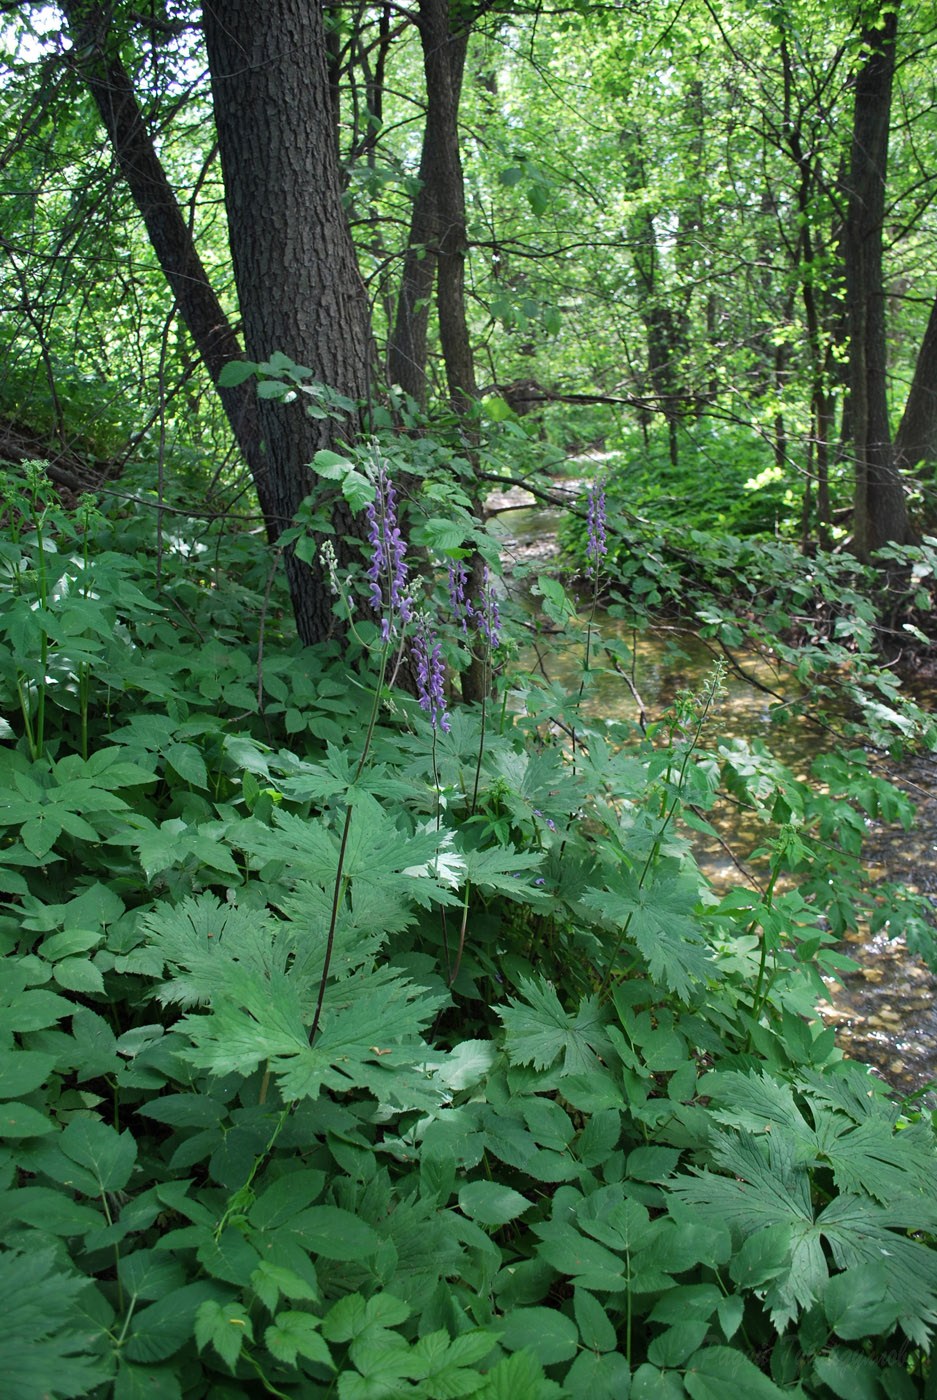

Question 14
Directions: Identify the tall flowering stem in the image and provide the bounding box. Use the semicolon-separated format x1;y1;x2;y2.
586;480;607;577
447;559;471;634
574;477;608;769
413;620;451;734
366;466;411;641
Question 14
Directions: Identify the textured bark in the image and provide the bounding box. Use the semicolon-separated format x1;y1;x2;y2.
203;0;373;643
65;0;374;644
60;1;263;497
843;5;913;558
895;294;937;473
417;0;476;412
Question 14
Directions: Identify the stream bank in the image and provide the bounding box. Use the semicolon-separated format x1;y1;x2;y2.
488;482;937;1098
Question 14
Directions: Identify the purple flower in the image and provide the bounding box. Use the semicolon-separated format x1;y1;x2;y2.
413;621;451;732
366;468;411;639
586;480;607;575
447;559;471;633
473;566;501;649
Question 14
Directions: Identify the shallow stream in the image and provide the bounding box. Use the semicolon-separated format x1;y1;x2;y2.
489;482;937;1098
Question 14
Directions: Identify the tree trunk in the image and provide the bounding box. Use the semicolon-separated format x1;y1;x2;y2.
203;0;373;644
843;3;914;558
60;1;264;507
894;293;937;473
64;0;374;646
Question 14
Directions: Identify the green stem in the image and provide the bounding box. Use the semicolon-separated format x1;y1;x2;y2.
309;644;389;1045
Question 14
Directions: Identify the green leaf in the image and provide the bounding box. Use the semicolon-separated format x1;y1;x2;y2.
265;1311;333;1367
113;1361;182;1400
0;1101;55;1136
60;1117;136;1193
564;1350;631;1399
53;957;106;994
583;869;712;1001
0;1247;108;1398
478;1349;564;1399
458;1180;531;1227
217;360;258;387
0;1049;57;1097
534;1220;626;1292
823;1266;900;1340
573;1288;617;1353
684;1346;786;1400
293;1205;380;1260
118;1251;185;1302
500;977;611;1074
630;1364;686;1399
648;1324;708;1369
813;1348;885;1400
125;1282;223;1363
195;1297;253;1372
164;743;209;790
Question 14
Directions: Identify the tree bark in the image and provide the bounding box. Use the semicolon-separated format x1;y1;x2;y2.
894;293;937;473
843;4;914;558
60;1;264;503
203;0;373;644
64;0;374;646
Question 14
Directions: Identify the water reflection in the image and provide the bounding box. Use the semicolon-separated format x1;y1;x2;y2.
491;489;937;1099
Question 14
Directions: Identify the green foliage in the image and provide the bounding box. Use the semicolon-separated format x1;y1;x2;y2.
0;473;935;1399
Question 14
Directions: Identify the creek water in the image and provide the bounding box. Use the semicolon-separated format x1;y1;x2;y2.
489;483;937;1099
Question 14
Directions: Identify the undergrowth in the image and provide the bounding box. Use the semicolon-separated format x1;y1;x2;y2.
1;458;936;1398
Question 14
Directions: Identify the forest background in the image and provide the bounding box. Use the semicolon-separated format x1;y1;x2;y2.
4;1;937;1397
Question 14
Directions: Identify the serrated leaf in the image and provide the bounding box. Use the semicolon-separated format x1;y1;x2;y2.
0;1049;57;1097
458;1180;531;1227
217;359;257;387
583;868;712;1001
564;1349;631;1399
292;1205;380;1260
265;1311;332;1367
125;1282;223;1363
573;1288;617;1353
683;1345;785;1399
61;1117;136;1192
0;1247;108;1398
500;977;611;1074
478;1348;564;1400
195;1297;253;1371
164;743;209;790
53;957;105;994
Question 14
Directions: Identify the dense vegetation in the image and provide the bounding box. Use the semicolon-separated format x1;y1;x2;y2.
3;2;937;1397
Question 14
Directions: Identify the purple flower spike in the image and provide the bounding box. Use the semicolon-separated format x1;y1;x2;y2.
474;566;501;649
586;479;607;575
413;621;451;732
366;467;411;637
447;559;471;633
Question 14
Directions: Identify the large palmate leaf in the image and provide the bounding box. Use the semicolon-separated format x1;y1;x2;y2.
707;1069;937;1207
0;1247;110;1398
670;1091;937;1340
581;864;713;1000
144;893;446;1102
239;797;464;909
500;977;611;1075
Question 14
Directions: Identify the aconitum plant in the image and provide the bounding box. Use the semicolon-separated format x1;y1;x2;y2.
447;559;471;633
586;479;607;575
366;467;411;640
413;621;451;732
474;566;501;649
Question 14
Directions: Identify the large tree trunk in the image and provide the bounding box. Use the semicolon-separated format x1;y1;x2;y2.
64;0;373;646
61;1;264;505
843;3;914;558
203;0;373;644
